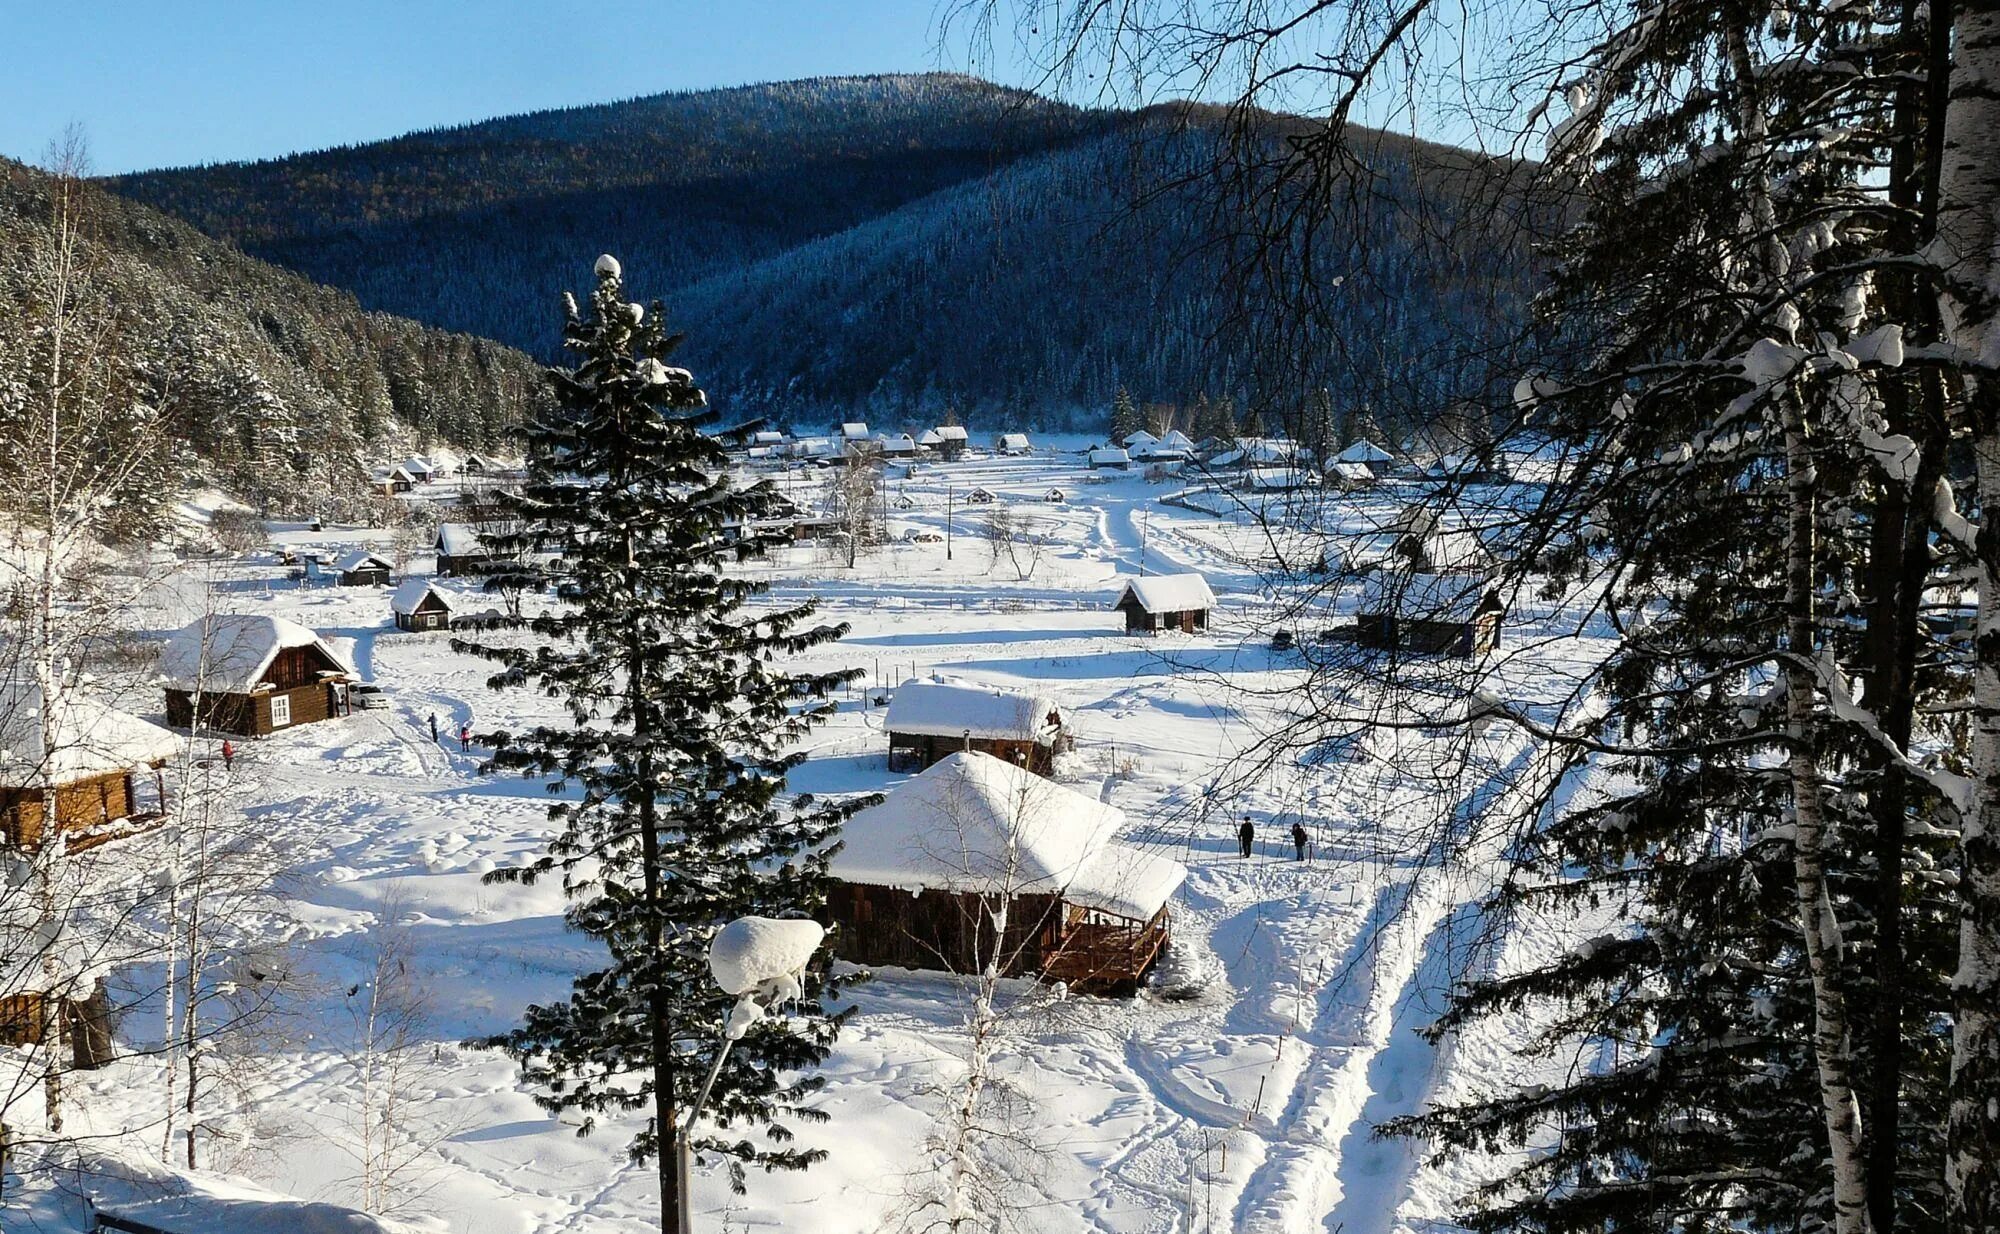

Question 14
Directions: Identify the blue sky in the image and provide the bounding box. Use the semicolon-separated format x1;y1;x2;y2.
0;1;1012;174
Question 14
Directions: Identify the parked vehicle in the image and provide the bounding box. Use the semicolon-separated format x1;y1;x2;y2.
350;682;390;711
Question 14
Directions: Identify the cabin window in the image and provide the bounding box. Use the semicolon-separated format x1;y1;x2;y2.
270;694;292;728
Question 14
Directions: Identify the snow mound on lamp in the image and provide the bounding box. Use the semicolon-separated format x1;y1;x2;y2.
709;916;825;1002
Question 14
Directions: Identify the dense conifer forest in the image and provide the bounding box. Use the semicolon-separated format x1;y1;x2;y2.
110;74;1532;432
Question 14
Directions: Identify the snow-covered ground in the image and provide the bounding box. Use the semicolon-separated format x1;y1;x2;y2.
15;444;1612;1233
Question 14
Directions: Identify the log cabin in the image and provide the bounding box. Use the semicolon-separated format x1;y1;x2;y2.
824;752;1186;994
434;521;494;577
0;677;178;852
885;679;1071;775
1355;571;1505;658
333;550;394;587
1115;573;1218;634
390;579;454;632
161;614;360;736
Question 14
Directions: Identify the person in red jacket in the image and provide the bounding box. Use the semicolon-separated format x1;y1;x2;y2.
221;739;234;771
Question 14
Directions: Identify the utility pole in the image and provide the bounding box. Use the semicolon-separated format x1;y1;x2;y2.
946;485;955;561
1139;508;1149;576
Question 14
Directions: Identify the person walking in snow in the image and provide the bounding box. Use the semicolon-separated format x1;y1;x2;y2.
1291;821;1309;862
459;722;470;753
220;739;234;771
1237;815;1255;859
428;713;439;744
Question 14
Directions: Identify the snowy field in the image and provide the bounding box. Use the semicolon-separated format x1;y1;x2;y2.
22;442;1613;1234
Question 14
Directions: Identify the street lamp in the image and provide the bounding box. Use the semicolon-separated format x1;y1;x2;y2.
676;916;827;1232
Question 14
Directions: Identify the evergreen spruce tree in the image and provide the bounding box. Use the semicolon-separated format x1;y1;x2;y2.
1108;386;1142;442
1376;0;1963;1227
456;255;870;1226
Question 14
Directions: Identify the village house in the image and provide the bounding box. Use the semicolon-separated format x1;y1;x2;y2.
399;456;436;485
839;421;870;442
1115;573;1218;634
1121;429;1160;452
997;432;1032;454
879;433;919;459
375;465;418;495
434;521;494;577
0;677;178;853
1354;571;1505;657
460;452;500;476
333;550;394;587
390;579;454;632
161;614;360;736
1335;439;1396;477
1329;461;1379;489
965;487;996;504
885;678;1072;775
1134;429;1196;463
927;425;969;460
1088;446;1131;471
823;752;1187;994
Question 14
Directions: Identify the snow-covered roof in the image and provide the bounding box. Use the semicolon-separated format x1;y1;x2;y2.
1403;529;1495;572
794;437;841;458
753;430;787;445
828;752;1184;920
1358;571;1499;621
1245;468;1319;490
1117;573;1218;614
435;522;488;557
1089;447;1130;465
390;578;453;616
886;679;1067;746
917;429;944;446
427;447;461;472
385;466;417;484
1157;430;1196;451
998;433;1031;450
1122;430;1160;448
1331;461;1377;483
840;422;870;438
880;433;918;452
933;425;969;441
335;550;393;574
1211;439;1304;468
160;614;357;693
1336;440;1394;464
400;456;435;476
0;677;179;787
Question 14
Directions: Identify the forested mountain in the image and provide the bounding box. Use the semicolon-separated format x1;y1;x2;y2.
109;73;1530;432
0;157;546;518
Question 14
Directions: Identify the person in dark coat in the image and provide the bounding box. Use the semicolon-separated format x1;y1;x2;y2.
1291;821;1309;861
459;722;471;753
428;713;439;744
1237;815;1255;858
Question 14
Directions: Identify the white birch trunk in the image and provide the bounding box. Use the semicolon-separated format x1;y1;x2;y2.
1725;25;1875;1230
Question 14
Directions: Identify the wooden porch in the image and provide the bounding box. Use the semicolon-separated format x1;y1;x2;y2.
1041;907;1172;994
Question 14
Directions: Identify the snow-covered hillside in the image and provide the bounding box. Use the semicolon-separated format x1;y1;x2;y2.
13;444;1610;1233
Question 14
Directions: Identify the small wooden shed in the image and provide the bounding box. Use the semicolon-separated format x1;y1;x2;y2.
1088;446;1131;471
1355;571;1504;657
824;752;1186;994
1;677;178;852
998;433;1032;454
1115;573;1218;634
390;579;454;632
1335;440;1396;476
885;679;1072;775
162;614;359;736
334;550;394;587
